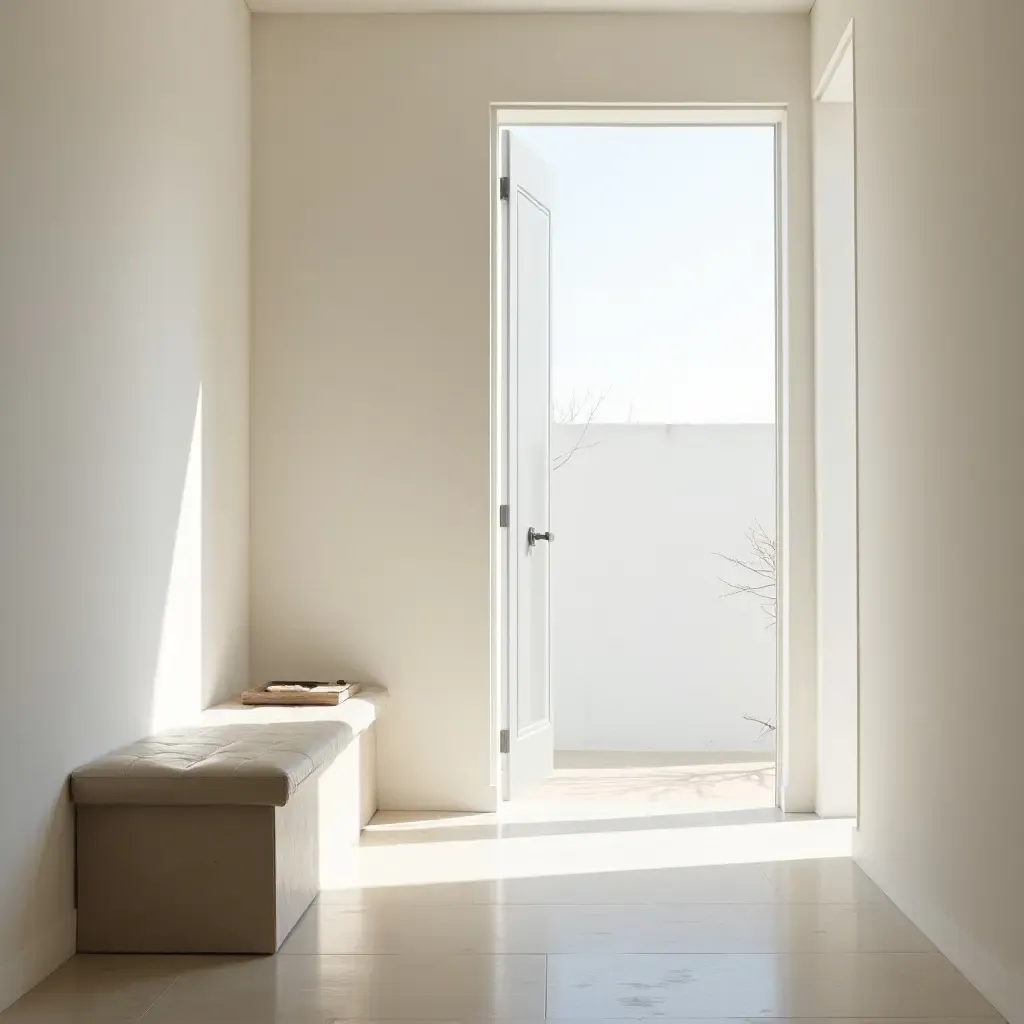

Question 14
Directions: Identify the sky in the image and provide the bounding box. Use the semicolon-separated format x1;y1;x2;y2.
513;126;778;425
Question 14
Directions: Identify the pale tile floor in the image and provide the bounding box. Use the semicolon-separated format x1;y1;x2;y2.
0;755;1003;1024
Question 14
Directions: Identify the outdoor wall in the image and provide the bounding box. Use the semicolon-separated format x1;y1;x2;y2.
251;12;815;811
813;2;1024;1020
0;0;250;1010
552;425;776;754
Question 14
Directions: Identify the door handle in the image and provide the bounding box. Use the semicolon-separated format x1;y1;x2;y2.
528;527;554;547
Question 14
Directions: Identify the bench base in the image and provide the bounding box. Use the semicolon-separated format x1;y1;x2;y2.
76;781;316;954
76;722;377;954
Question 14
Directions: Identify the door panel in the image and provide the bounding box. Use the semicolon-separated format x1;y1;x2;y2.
504;133;555;799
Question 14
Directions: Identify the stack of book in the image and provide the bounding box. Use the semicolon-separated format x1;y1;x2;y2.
240;681;362;707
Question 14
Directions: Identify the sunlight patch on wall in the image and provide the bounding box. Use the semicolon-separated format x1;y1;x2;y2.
151;391;203;731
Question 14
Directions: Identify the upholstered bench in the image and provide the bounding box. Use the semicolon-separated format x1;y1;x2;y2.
71;721;347;954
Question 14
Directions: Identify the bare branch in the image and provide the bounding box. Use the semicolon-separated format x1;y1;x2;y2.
741;712;777;740
717;522;777;625
715;554;776;580
552;440;600;471
553;388;606;426
552;388;610;471
553;393;583;424
718;579;776;596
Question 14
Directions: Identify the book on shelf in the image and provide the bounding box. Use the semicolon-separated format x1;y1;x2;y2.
240;680;361;707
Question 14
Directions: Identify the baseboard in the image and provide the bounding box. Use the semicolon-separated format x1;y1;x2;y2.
854;836;1022;1024
0;910;76;1014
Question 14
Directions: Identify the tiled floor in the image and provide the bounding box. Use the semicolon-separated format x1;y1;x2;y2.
0;763;1002;1024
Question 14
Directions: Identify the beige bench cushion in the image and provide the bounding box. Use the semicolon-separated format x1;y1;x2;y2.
71;722;349;807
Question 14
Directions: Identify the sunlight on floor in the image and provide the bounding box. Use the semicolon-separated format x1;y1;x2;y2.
510;750;776;822
332;752;845;894
338;815;855;892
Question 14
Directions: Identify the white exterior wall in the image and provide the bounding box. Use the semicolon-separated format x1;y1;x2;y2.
251;12;815;812
0;0;250;1010
813;3;1024;1020
552;425;776;754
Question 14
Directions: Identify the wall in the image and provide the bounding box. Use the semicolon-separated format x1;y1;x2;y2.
0;0;250;1009
812;60;858;817
552;425;776;754
251;12;814;811
812;3;1024;1020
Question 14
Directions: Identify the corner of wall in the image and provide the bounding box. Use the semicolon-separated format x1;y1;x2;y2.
0;911;76;1015
855;839;1024;1024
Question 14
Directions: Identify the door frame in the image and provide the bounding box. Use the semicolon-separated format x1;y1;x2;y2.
490;105;799;809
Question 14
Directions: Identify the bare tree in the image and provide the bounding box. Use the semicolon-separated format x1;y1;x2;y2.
552;388;609;471
717;520;777;625
718;522;778;737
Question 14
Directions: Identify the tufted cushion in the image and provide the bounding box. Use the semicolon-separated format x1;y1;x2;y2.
71;722;350;807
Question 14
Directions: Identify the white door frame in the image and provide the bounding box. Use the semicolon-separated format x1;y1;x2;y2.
490;105;799;809
813;22;860;820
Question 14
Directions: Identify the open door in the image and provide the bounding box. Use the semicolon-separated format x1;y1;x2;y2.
502;133;555;800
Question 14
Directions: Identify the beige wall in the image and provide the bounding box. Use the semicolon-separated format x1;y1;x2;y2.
0;0;250;1009
812;3;1024;1020
251;13;814;811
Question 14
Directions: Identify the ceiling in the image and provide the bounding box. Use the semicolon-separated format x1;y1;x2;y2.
249;0;811;13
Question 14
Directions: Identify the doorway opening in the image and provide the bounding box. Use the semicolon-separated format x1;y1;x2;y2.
494;109;789;821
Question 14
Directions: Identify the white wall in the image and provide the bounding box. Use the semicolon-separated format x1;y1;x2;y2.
813;66;858;817
552;425;776;754
812;3;1024;1020
0;0;250;1009
251;12;814;812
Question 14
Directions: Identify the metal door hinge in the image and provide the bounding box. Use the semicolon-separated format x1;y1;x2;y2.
499;504;509;528
499;729;510;754
499;176;510;201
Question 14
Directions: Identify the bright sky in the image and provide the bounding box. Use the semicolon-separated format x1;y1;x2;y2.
513;126;777;425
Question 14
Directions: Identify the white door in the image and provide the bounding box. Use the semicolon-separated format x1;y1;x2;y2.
503;133;555;800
